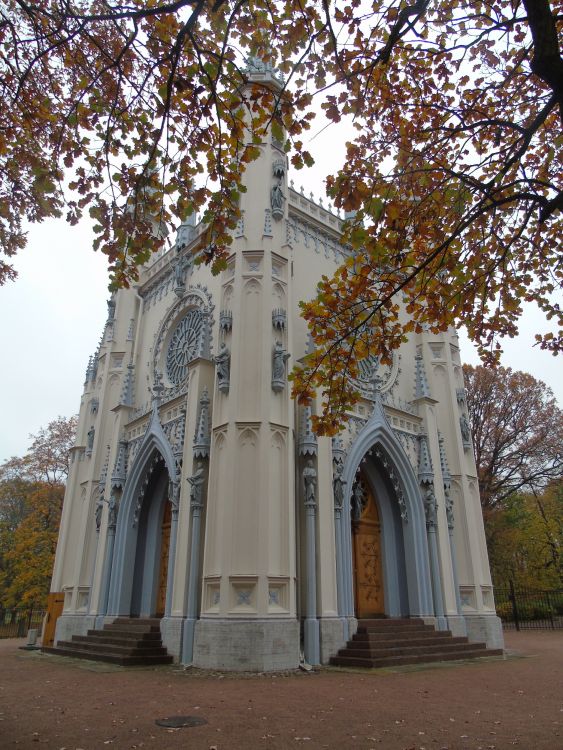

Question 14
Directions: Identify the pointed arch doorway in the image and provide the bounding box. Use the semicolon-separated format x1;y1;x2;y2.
338;404;435;623
127;454;172;618
351;472;385;618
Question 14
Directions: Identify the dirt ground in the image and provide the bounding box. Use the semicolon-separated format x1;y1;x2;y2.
0;631;561;750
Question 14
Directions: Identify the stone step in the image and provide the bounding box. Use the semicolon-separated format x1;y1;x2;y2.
72;634;167;650
103;620;160;633
347;635;471;649
330;618;503;669
112;617;162;626
337;641;485;659
44;617;173;667
85;629;162;642
56;639;169;658
356;625;436;635
102;624;161;635
330;648;504;669
358;618;426;627
358;619;434;633
44;645;173;666
352;629;449;641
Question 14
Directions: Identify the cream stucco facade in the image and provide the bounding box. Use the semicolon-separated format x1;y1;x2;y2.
50;63;503;670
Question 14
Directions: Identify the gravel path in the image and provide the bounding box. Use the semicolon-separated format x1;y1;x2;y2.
0;631;561;749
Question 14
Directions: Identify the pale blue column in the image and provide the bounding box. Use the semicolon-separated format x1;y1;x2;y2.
428;529;446;624
164;506;179;617
448;527;463;615
88;530;100;613
334;505;345;616
98;494;118;618
98;527;116;617
181;468;205;664
181;503;203;663
304;498;320;665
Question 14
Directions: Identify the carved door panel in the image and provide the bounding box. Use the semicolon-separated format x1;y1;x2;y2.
352;478;384;618
156;502;172;617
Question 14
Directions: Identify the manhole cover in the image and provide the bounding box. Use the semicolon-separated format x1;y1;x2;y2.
155;715;208;728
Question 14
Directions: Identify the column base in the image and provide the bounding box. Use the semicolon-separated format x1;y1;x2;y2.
464;614;504;650
193;618;300;671
319;617;348;664
446;614;467;638
304;617;320;665
160;616;184;660
181;617;197;664
53;614;96;645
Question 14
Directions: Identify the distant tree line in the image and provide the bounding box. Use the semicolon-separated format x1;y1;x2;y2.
464;364;563;589
0;416;77;608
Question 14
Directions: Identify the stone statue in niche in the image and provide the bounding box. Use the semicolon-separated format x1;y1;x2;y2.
173;255;191;296
303;460;317;506
94;497;104;531
423;486;438;528
187;462;206;508
107;297;116;322
86;426;95;454
213;342;231;393
271;340;290;392
459;413;471;445
271;182;285;219
351;480;367;521
333;461;346;512
108;493;118;529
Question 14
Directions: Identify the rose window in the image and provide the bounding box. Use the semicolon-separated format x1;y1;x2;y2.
165;309;203;385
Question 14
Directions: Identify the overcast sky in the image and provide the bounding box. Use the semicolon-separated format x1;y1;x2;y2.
1;128;561;463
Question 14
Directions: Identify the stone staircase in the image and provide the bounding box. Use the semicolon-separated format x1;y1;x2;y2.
330;618;503;669
44;618;173;666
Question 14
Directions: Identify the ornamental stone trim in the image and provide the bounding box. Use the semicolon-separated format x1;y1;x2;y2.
152;284;215;387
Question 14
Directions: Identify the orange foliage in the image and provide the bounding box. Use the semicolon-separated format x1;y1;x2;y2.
1;2;561;430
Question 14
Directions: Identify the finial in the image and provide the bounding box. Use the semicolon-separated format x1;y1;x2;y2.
152;370;164;409
298;404;318;456
418;434;434;485
193;387;211;459
414;351;431;399
111;439;128;491
99;445;111;491
438;432;451;488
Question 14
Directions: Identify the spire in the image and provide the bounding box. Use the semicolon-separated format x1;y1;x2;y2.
99;444;110;493
298;405;318;457
120;362;135;406
174;405;187;464
418;433;434;485
152;370;164;411
414;351;431;399
439;432;454;529
193;388;211;459
176;213;197;251
111;439;128;491
331;435;346;465
85;350;99;384
197;313;211;359
438;432;451;489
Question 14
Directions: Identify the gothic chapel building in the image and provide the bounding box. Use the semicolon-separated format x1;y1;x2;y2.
48;59;503;670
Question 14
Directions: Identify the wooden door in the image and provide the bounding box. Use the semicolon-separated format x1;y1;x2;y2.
42;592;64;647
155;502;172;617
352;479;384;618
